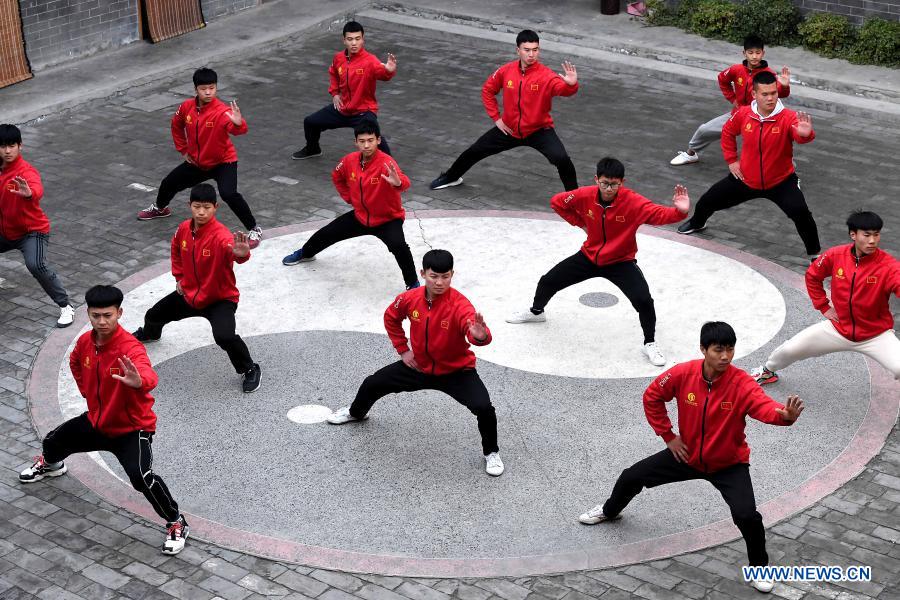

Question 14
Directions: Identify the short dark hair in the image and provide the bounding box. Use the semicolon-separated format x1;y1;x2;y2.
596;157;625;179
847;210;883;233
343;21;364;36
354;121;380;139
422;249;454;273
516;30;539;46
743;34;765;51
192;67;217;87
85;285;124;309
700;321;737;349
189;183;218;204
752;70;777;88
0;124;22;146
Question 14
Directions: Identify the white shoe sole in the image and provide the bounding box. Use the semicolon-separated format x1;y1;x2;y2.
430;178;463;190
505;314;546;324
283;256;317;266
670;154;699;166
162;530;189;555
19;464;68;483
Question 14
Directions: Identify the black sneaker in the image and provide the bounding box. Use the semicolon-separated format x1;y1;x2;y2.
291;146;322;160
242;363;262;393
19;455;67;483
429;172;463;190
133;327;160;343
677;221;707;235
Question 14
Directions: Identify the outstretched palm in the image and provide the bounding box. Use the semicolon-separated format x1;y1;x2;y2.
672;184;690;213
111;356;142;389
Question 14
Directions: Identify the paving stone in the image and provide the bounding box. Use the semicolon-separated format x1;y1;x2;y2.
310;570;364;593
474;580;531;600
81;563;131;590
274;571;330;596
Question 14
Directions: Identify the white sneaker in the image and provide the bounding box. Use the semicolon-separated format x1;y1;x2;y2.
670;151;699;166
505;309;546;324
19;455;67;483
642;342;666;366
326;406;366;424
248;227;262;249
57;305;75;328
578;504;620;525
162;516;189;555
749;578;774;593
484;452;504;476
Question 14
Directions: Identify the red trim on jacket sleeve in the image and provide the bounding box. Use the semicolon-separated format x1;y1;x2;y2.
721;112;741;164
459;302;492;346
328;59;340;97
384;294;410;354
171;107;188;155
227;118;248;136
482;67;503;122
374;59;395;82
789;111;815;144
331;160;353;203
551;190;585;228
805;251;833;313
21;165;43;203
393;160;411;193
717;66;737;104
547;74;578;97
170;231;183;282
127;343;158;394
643;367;678;440
638;196;686;226
69;343;87;398
744;379;789;426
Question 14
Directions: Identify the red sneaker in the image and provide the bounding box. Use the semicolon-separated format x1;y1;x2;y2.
137;204;172;220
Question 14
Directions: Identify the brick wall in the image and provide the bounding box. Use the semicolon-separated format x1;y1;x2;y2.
794;0;898;24
19;0;259;71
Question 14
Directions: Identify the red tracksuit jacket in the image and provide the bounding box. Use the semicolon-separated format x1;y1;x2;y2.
332;150;410;228
385;287;492;376
328;49;394;115
0;156;49;240
69;325;159;437
722;102;814;190
644;360;791;473
551;186;686;267
807;244;900;342
171;217;249;309
171;97;248;170
482;60;579;139
717;60;789;109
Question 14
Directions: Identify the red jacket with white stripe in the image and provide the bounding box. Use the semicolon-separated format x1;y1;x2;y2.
482;60;578;139
0;156;49;239
70;325;159;437
807;244;900;342
717;60;789;109
171;97;248;170
328;49;394;115
551;186;686;267
644;360;792;473
385;287;491;376
332;150;410;228
171;217;249;309
722;101;814;190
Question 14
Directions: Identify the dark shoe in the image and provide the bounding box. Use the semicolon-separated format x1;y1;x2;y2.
282;248;316;266
429;172;463;190
133;327;160;343
137;204;172;220
406;282;421;290
291;147;322;160
677;220;707;235
242;363;262;393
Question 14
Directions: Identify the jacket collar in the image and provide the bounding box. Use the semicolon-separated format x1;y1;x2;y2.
0;155;24;174
750;99;785;121
91;323;127;349
741;59;769;72
190;216;219;237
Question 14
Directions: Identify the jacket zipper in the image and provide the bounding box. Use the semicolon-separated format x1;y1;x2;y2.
94;344;103;429
757;120;765;189
698;379;712;472
516;71;524;137
359;157;370;226
194;101;203;165
848;255;859;341
189;229;201;306
592;203;609;263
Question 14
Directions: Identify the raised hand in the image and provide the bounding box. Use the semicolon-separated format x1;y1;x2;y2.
560;61;577;85
384;53;397;73
494;118;514;136
381;161;402;187
672;184;690;213
667;435;689;462
111;356;143;389
401;350;420;371
10;175;32;198
775;394;805;423
226;100;242;126
728;161;744;182
793;111;813;137
777;65;791;88
332;95;344;111
467;312;488;342
232;231;250;257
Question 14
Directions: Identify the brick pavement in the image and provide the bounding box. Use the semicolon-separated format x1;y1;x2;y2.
2;17;899;600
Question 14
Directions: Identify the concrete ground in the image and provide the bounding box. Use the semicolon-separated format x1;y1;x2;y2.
2;1;900;599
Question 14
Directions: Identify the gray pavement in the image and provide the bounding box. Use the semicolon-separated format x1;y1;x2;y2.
2;1;900;599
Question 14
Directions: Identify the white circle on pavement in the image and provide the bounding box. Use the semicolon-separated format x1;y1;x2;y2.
286;404;333;424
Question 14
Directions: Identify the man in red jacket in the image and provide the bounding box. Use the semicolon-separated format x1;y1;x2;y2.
282;122;418;288
506;157;689;367
137;68;262;249
429;30;579;191
134;184;261;393
670;35;790;166
19;285;189;555
292;21;396;159
754;211;900;385
326;249;503;476
0;124;75;327
678;71;820;261
578;321;804;593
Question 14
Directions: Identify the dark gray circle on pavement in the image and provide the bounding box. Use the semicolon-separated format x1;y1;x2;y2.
96;279;870;560
578;292;620;308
